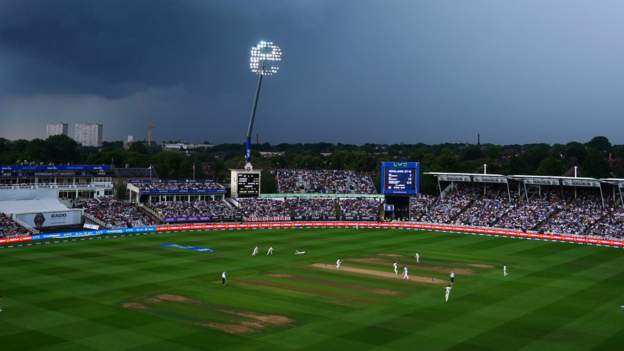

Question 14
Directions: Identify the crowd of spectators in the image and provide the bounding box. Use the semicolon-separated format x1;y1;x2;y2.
407;186;624;239
236;198;381;221
0;213;31;237
130;180;224;193
78;197;157;229
147;200;239;222
456;189;512;227
276;169;376;194
409;194;437;221
589;208;624;238
538;193;606;235
493;195;562;231
339;199;381;220
419;187;475;224
237;198;291;221
287;198;338;219
51;180;624;239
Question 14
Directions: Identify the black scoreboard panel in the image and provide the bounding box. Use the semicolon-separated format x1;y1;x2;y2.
237;173;260;197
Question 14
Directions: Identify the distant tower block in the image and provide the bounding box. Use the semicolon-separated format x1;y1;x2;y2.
147;122;155;146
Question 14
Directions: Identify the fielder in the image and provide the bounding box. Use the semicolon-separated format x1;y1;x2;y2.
252;246;259;256
295;249;306;255
503;265;508;277
415;252;420;263
444;284;452;302
336;258;342;270
393;262;398;275
267;246;274;255
450;271;455;285
402;266;409;280
221;271;227;286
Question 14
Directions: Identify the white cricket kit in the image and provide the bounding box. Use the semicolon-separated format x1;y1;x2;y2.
393;262;398;275
415;253;420;263
295;250;306;255
252;246;258;256
503;265;508;276
445;286;452;302
267;247;273;255
403;266;409;280
336;259;342;270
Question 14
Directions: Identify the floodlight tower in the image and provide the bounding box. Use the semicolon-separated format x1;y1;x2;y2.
244;40;282;170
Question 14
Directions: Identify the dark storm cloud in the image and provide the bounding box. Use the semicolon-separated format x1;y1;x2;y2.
1;0;624;144
0;0;260;97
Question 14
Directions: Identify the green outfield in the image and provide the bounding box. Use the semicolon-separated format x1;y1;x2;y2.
1;228;624;351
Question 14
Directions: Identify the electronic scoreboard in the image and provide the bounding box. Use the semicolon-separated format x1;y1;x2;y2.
230;169;261;198
380;161;420;196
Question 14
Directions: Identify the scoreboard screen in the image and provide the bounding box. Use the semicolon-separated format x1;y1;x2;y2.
380;161;420;195
237;173;260;197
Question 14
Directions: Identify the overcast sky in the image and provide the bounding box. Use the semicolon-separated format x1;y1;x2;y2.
0;0;623;145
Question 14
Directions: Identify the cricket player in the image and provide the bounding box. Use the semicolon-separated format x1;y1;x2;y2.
336;258;342;270
295;249;306;255
221;271;227;286
393;262;398;275
415;252;420;263
267;246;274;255
444;285;452;302
252;246;258;256
402;266;409;280
503;265;508;277
450;271;455;285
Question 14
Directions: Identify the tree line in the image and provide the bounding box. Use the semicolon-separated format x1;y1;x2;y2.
1;135;623;194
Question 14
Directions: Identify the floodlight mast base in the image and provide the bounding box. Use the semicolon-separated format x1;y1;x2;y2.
244;72;264;169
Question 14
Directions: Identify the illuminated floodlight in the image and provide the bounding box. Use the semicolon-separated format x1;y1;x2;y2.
244;40;282;171
249;40;282;76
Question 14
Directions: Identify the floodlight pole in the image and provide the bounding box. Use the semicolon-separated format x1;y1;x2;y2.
245;73;264;168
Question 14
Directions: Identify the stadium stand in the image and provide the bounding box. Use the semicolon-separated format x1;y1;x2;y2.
287;198;338;220
77;197;157;229
405;181;624;239
276;169;376;194
588;207;624;238
537;192;606;235
339;198;382;220
0;213;32;237
237;198;290;222
146;200;239;222
419;187;475;224
493;194;562;231
4;163;624;241
130;179;225;193
0;164;114;199
455;187;512;227
409;194;437;221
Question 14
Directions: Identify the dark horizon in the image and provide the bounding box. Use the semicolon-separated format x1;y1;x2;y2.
1;1;623;145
